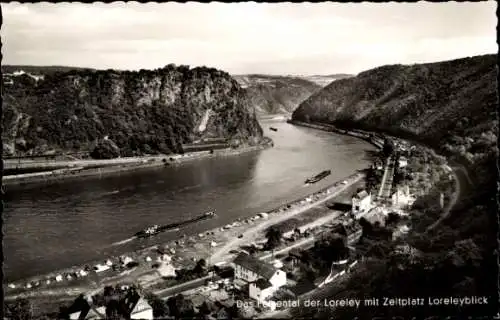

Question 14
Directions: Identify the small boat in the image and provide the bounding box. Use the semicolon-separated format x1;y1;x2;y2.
305;170;331;184
135;224;161;238
270;127;278;132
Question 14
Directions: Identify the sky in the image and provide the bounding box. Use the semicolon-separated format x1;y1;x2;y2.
1;1;497;75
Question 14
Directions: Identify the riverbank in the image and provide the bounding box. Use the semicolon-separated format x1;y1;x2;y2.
287;119;384;149
2;140;273;187
4;171;363;304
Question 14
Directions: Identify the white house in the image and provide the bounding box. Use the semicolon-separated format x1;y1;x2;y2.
392;224;410;240
391;185;415;209
352;190;372;218
249;279;278;310
232;253;287;307
398;157;408;168
130;297;154;320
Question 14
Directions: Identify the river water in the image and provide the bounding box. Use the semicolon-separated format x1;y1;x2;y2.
2;118;377;281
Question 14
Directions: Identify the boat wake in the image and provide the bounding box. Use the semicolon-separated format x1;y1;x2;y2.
109;227;181;247
109;237;136;247
101;190;120;197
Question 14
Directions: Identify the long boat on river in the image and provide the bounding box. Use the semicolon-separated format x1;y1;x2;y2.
135;211;216;238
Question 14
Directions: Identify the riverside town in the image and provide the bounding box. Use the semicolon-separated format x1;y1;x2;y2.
2;2;497;320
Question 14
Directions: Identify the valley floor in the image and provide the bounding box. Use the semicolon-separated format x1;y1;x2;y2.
4;171;363;317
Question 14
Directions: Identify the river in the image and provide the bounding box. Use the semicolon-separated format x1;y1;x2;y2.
2;118;377;281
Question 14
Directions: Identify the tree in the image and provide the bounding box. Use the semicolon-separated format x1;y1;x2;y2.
382;138;394;157
105;299;121;320
265;226;283;250
313;234;350;269
167;294;195;319
90;138;120;159
146;293;170;319
385;212;400;226
193;258;207;275
198;301;213;316
5;299;33;320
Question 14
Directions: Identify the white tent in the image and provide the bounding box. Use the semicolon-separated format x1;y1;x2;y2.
94;264;111;273
79;270;89;277
122;256;134;265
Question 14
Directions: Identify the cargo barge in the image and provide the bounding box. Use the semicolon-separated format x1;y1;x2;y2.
305;170;331;184
135;211;216;238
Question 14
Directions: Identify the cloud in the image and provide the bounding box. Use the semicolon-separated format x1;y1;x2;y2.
1;2;496;75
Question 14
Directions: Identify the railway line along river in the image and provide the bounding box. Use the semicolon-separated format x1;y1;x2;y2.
3;118;377;282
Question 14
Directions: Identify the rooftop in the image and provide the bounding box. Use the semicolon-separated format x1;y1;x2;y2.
233;253;276;280
353;190;369;200
252;278;273;290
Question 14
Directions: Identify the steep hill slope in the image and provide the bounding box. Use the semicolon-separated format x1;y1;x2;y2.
2;65;263;157
293;54;497;161
233;74;321;115
290;54;498;318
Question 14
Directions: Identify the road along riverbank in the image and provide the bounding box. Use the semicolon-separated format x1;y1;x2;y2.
2;140;273;187
287;119;384;149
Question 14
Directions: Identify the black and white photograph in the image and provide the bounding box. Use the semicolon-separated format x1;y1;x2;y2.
1;2;498;319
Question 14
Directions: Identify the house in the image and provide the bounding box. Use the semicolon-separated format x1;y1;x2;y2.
130;297;154;320
391;185;415;209
233;253;286;287
232;253;287;307
67;289;153;320
352;190;372;218
249;279;278;311
392;224;410;240
398;157;408;168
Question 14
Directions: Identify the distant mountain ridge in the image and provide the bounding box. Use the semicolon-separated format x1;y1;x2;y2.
2;65;97;75
233;74;322;115
300;74;354;87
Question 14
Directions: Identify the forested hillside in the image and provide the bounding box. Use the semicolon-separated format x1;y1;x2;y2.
291;54;498;319
2;65;264;157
